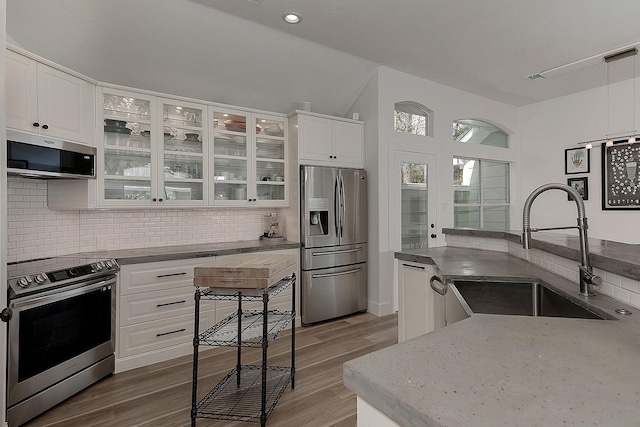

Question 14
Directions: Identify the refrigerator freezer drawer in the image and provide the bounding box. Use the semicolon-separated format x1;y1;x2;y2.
301;263;367;325
301;244;367;271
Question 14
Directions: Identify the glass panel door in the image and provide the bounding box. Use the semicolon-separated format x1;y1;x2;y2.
390;150;437;313
401;162;430;250
101;91;154;203
160;100;205;204
211;109;249;203
255;115;286;202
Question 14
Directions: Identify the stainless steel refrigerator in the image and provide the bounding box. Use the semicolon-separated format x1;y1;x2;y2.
300;165;367;325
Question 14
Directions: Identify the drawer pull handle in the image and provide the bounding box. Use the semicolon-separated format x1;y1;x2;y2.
312;247;363;256
156;272;188;278
156;328;186;337
402;263;425;270
156;300;186;308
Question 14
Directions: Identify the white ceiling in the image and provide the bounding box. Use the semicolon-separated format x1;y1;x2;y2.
7;0;640;116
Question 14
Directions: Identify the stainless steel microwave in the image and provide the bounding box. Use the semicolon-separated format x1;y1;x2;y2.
6;130;96;179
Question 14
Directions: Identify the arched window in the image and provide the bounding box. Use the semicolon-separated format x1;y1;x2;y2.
394;101;433;136
453;119;508;148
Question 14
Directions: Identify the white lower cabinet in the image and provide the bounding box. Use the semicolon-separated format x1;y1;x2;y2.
116;257;215;372
397;259;469;342
116;248;300;372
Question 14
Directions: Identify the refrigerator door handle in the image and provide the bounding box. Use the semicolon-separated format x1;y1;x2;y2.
339;174;345;238
312;267;363;279
334;176;340;236
312;247;364;256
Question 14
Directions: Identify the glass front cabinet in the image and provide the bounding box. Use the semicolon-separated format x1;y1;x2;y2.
210;107;287;207
98;88;207;207
93;88;286;208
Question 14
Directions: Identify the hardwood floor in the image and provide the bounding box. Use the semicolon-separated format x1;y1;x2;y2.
23;312;398;427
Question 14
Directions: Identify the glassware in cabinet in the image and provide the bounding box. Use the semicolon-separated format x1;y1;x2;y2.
211;108;250;203
158;99;206;205
253;115;287;204
100;89;158;205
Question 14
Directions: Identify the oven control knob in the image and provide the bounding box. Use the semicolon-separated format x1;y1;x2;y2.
105;260;114;269
94;262;104;271
34;274;47;284
18;276;30;287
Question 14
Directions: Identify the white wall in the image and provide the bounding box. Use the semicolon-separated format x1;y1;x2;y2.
351;66;519;316
7;177;274;262
518;63;640;243
348;68;381;311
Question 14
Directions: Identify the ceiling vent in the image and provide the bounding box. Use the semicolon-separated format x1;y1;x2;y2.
604;47;638;63
242;0;264;5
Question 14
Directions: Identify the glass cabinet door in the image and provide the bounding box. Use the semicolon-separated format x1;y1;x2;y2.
101;90;155;204
211;108;249;203
159;99;206;205
255;115;286;203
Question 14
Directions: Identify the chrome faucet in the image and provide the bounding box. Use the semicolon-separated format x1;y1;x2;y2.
522;183;601;297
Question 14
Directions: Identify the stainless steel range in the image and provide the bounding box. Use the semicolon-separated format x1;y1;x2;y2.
3;256;119;426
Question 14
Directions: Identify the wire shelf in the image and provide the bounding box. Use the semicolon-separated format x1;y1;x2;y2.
197;275;294;301
196;365;292;422
199;310;294;347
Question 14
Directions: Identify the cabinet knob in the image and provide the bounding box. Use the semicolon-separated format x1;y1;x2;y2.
431;234;437;239
152;198;157;202
41;124;49;130
158;198;163;202
32;122;40;128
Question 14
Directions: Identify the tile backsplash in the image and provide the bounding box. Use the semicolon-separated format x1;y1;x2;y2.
7;178;274;263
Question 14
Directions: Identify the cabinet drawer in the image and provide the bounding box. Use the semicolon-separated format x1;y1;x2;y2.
118;311;214;358
120;287;212;326
120;258;213;295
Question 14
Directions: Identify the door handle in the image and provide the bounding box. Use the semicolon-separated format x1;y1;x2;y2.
340;175;345;237
430;276;447;295
312;267;362;279
334;176;340;235
1;307;12;322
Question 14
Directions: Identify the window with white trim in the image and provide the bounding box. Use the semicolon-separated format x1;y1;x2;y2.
453;157;510;230
453;119;508;148
394;101;433;136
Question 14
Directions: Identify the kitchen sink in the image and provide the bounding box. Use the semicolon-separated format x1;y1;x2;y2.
449;279;615;320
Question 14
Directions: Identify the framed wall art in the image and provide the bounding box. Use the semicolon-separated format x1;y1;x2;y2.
567;177;588;201
602;140;640;210
565;147;590;174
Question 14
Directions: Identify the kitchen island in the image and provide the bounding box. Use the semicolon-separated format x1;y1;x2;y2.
343;247;640;427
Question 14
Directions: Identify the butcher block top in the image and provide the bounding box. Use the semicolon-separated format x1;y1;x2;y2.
193;253;297;290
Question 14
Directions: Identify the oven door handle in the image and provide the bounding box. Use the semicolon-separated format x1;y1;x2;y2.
10;276;117;310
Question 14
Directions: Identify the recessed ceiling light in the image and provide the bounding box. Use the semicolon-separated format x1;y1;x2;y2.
283;13;301;24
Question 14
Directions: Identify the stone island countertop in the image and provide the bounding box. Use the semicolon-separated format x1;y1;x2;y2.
343;247;640;427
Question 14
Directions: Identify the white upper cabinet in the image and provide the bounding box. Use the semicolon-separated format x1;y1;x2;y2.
297;112;363;168
98;88;208;208
6;49;94;145
210;107;288;207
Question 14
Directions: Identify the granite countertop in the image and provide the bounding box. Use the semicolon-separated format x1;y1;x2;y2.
74;239;300;265
443;227;640;281
343;247;640;427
